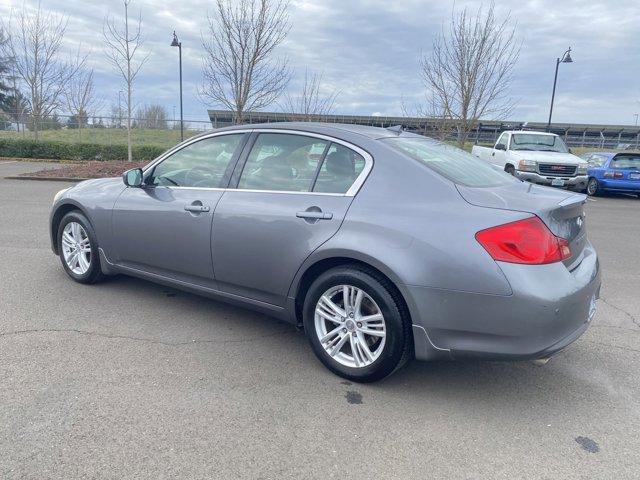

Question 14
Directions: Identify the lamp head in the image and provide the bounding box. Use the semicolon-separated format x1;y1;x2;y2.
562;47;573;63
171;31;180;47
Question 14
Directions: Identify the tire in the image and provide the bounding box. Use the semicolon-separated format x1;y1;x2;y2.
303;265;412;383
505;165;516;176
57;211;105;284
586;177;600;196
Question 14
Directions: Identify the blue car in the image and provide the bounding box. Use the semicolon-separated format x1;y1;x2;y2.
583;152;640;197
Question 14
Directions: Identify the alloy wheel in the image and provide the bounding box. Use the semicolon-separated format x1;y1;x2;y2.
314;284;386;368
61;221;92;275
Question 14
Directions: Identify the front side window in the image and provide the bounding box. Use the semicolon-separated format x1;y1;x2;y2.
495;133;508;150
238;133;329;192
383;136;515;188
313;144;366;193
510;134;568;153
150;134;243;188
610;154;640;169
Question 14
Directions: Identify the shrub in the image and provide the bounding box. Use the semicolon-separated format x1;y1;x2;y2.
0;138;166;161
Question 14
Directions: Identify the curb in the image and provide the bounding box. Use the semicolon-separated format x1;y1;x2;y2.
4;176;89;182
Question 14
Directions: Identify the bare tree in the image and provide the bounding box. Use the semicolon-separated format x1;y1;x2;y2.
282;69;339;121
0;27;10;109
103;0;149;160
64;67;101;138
200;0;291;124
135;104;168;129
0;3;84;139
420;3;520;148
401;94;457;141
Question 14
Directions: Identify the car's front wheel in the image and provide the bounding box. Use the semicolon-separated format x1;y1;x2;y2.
57;211;104;284
586;177;600;196
303;266;412;383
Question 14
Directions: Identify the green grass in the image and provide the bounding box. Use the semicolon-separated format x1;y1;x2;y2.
0;127;205;149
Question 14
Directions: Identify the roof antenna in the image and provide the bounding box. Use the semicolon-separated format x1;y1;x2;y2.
386;125;403;135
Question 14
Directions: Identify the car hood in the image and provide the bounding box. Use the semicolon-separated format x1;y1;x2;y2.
60;177;125;200
511;151;582;164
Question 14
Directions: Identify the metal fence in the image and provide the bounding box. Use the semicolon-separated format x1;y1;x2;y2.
209;109;640;151
2;111;639;152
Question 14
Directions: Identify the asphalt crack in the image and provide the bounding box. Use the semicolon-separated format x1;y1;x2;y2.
0;327;297;346
585;339;640;355
599;296;640;329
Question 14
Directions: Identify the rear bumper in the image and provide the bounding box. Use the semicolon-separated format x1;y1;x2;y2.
516;171;588;190
408;242;601;361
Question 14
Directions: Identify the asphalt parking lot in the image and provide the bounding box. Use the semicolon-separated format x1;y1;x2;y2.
1;160;639;479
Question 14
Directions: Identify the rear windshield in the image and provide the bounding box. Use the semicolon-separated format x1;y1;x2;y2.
382;136;515;187
611;154;640;169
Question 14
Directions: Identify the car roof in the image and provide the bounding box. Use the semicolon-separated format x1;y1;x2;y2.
196;122;421;141
503;130;558;136
584;151;640;157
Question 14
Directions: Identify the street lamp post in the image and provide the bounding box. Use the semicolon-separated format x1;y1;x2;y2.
546;47;573;132
171;31;184;142
634;113;638;126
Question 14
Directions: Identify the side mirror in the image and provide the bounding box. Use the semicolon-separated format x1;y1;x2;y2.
123;168;143;187
568;148;573;154
495;144;506;151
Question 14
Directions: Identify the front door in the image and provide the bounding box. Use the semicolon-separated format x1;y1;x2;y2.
212;132;369;306
111;133;247;288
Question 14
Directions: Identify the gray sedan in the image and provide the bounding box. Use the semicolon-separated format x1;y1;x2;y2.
49;123;601;382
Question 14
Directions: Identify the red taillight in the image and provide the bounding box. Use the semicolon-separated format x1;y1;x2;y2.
475;216;571;265
604;171;623;179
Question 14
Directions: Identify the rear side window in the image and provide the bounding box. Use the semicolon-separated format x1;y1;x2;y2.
238;133;329;192
611;154;640;169
382;136;515;187
587;154;608;167
313;144;366;194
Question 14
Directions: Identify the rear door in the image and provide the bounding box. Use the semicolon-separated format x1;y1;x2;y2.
111;133;247;288
211;131;370;306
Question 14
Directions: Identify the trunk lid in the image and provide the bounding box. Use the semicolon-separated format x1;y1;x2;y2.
457;182;588;269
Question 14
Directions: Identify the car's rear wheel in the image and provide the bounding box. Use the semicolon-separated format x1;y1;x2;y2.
303;266;412;383
57;211;104;284
586;177;600;196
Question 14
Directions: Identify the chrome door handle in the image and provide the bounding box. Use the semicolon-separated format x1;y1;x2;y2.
296;211;333;220
184;204;210;213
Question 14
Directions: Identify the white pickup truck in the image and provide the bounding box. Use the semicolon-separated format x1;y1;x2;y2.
471;130;588;191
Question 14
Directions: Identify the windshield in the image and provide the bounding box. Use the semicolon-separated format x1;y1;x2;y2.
611;154;640;169
382;136;516;187
511;134;568;153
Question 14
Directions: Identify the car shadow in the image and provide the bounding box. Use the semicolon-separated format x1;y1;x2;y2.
95;274;613;414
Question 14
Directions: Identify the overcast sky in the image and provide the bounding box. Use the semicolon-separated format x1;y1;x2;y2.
2;0;639;125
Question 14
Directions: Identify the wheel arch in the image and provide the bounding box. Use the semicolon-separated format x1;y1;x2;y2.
289;251;412;327
50;201;91;254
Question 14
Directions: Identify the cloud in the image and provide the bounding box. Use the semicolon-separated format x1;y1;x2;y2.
1;0;639;125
